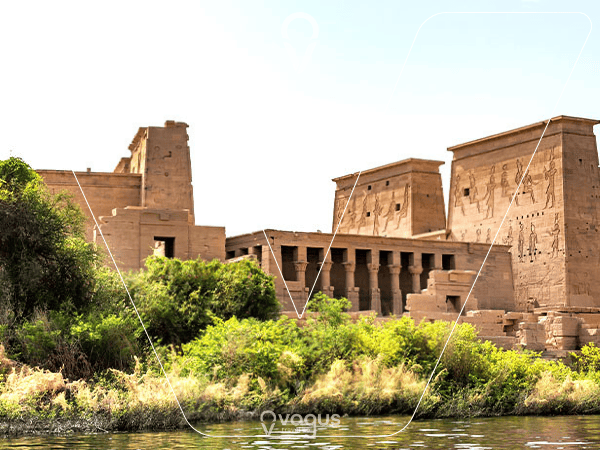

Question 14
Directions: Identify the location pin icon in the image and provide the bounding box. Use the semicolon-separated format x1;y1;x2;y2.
281;12;319;72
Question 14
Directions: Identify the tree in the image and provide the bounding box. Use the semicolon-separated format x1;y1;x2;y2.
0;157;99;319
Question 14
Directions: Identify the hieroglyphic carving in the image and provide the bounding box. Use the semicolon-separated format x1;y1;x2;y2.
483;166;496;218
503;225;514;246
460;230;467;241
551;213;560;258
514;158;523;206
518;222;525;261
528;223;538;261
468;171;480;212
476;228;481;242
382;191;395;233
544;160;557;209
357;195;369;232
454;174;465;216
523;171;536;204
334;197;344;230
372;194;383;236
395;184;410;229
486;228;492;244
501;164;511;197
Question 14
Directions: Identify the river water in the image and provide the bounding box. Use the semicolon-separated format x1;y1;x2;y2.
3;415;600;449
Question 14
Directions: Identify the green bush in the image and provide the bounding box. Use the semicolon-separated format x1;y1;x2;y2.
130;256;280;346
0;157;100;317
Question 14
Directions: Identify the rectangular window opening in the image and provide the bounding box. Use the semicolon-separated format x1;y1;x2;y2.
154;236;175;258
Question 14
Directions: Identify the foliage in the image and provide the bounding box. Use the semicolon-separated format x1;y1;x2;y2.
572;343;600;374
129;256;280;346
0;157;99;317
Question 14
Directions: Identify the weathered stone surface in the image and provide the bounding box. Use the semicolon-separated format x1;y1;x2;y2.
39;121;225;272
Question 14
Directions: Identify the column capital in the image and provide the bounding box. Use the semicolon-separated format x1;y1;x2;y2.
367;263;380;273
408;265;423;275
387;264;402;275
342;261;356;272
319;260;333;271
293;261;308;272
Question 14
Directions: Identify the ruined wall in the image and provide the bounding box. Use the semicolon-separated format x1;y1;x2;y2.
39;170;142;241
448;116;600;311
332;159;446;238
97;207;224;271
128;121;195;218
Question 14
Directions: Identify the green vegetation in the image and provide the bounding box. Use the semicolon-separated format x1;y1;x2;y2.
2;157;600;435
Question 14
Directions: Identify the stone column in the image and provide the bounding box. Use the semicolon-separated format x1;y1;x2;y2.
264;244;288;309
433;253;443;270
318;260;334;298
294;260;309;310
343;261;360;311
388;263;402;315
408;264;423;294
368;263;381;314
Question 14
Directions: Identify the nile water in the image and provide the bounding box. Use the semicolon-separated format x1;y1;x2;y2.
3;415;600;449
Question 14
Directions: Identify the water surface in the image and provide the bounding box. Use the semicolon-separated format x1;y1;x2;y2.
3;415;600;449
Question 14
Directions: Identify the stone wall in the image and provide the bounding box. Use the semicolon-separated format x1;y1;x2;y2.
448;116;600;311
331;159;446;238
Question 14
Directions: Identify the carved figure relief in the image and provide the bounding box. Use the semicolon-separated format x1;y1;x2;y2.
523;171;536;204
486;228;492;244
483;166;496;219
528;223;538;261
503;225;514;246
372;194;383;236
476;228;482;242
468;171;480;212
544;160;557;209
460;230;467;241
382;191;396;233
334;198;344;230
345;196;357;232
518;222;525;261
454;174;465;216
501;164;511;197
357;195;369;232
396;184;410;229
551;213;560;258
514;158;523;206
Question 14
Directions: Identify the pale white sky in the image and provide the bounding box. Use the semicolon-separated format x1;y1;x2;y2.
1;1;599;236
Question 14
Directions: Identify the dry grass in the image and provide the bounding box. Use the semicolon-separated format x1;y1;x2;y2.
295;356;430;415
522;371;600;414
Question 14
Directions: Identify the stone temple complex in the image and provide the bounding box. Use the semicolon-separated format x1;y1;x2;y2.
37;116;600;355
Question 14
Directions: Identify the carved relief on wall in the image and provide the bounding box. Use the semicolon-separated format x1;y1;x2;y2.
476;228;481;242
544;160;557;209
483;166;496;219
528;222;538;261
334;197;345;231
382;191;396;233
357;195;369;232
395;183;410;229
454;174;465;216
468;171;480;212
522;170;536;204
501;164;511;198
518;222;525;261
551;213;560;258
486;228;492;244
514;158;523;206
460;229;467;241
503;224;514;246
372;194;383;236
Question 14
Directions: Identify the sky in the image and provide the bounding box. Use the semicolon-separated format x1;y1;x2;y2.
1;0;599;237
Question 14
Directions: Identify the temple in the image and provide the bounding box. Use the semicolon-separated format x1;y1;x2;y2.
37;116;600;354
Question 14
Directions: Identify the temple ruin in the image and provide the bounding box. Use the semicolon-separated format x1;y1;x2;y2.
37;116;600;355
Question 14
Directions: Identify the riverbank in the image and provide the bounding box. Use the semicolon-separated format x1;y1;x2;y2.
2;325;600;436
